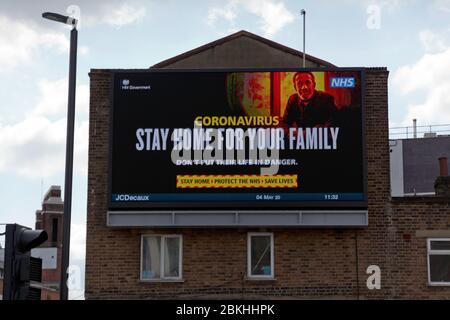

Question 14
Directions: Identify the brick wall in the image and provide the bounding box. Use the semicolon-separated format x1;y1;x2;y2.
86;68;450;299
355;69;391;299
386;198;450;299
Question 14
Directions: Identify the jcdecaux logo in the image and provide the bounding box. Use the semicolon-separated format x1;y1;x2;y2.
114;194;150;201
330;77;355;88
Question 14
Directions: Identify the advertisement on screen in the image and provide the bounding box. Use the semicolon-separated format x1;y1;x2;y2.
109;69;366;209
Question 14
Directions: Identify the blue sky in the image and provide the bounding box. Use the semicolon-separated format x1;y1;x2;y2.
0;0;449;299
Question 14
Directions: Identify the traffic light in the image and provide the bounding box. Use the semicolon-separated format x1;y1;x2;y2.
2;224;48;300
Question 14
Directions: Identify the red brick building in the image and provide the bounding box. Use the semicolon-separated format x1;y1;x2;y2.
85;31;450;299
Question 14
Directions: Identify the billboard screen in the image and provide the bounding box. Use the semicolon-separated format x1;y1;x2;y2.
109;69;366;210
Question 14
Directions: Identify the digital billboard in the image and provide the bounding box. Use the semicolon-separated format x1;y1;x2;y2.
109;69;366;210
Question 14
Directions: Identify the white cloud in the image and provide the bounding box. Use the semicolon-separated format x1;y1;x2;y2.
103;3;146;27
207;5;238;25
0;15;89;71
366;0;411;11
419;29;448;53
362;0;450;15
392;47;450;95
0;116;65;177
79;46;90;55
207;0;295;37
379;0;410;12
398;83;450;126
69;222;86;300
0;15;67;70
344;0;411;13
74;120;90;176
70;222;86;262
83;3;147;28
392;45;450;126
433;0;450;12
32;79;89;117
244;0;295;37
0;78;89;178
0;116;89;178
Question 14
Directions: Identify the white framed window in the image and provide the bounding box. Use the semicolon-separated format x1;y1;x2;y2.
141;235;182;281
247;233;274;279
427;238;450;286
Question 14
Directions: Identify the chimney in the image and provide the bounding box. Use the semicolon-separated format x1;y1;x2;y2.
413;119;417;138
439;157;448;176
434;157;450;197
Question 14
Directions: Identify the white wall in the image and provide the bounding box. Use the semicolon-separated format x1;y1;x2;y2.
389;139;404;197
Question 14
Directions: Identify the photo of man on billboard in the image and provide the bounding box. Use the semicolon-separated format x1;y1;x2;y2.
281;72;337;129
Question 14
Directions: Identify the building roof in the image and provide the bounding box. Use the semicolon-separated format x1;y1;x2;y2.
151;30;336;68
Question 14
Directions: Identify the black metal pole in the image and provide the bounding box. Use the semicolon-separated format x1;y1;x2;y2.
60;26;77;300
303;10;306;68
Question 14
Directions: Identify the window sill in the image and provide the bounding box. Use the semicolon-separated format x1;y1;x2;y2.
245;277;277;281
139;279;185;283
428;282;450;287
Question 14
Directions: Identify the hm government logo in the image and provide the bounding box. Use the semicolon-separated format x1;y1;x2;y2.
121;79;151;91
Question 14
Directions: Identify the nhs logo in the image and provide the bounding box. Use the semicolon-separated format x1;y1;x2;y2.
330;77;356;88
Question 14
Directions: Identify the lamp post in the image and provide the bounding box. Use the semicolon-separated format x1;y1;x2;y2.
300;9;306;68
42;12;78;301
